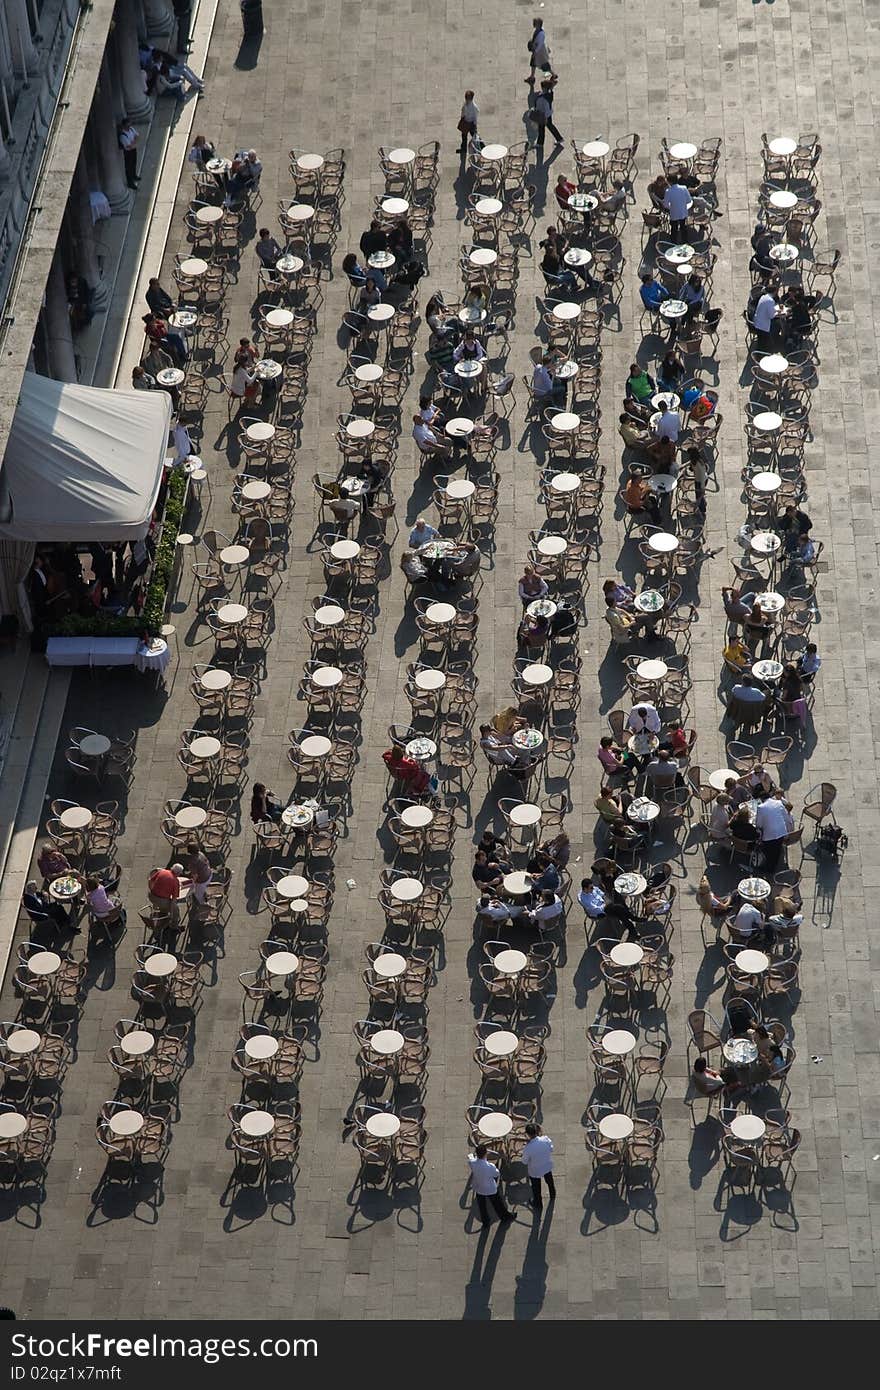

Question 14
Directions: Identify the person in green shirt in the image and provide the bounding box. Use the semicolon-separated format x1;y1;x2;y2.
626;361;655;403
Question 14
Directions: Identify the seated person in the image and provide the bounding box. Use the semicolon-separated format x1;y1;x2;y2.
604;596;637;643
539;831;571;867
622;472;661;523
656;348;684;392
578;877;607;920
519;564;549;605
491;707;525;736
447;542;481;579
602;578;635;609
250;783;283;824
408;518;440;548
618;412;654;450
724;636;752;673
23;878;72;929
37;842;72;882
517;611;550;651
476;828;506;857
626;363;655;403
356;276;382;313
608;816;645;853
532;355;566;408
729;806;760;846
661;721;691;757
696;873;732;915
691;1057;728;1097
528;890;563;930
382;744;431;794
639;272;669;311
751;1025;786;1079
256;228;284;278
594;785;630;824
341;251;371;288
646;174;668;210
722;586;752;627
359;220;388;259
554;173;577;211
729;674;767;708
85;875;123;923
708;793;733;844
682;381;714;419
732;900;765;940
798;643;821;684
597;735;632;778
476;894;511;925
472;850;507;890
529;855;560;894
680;274;704;319
644;749;679;792
541;245;580;295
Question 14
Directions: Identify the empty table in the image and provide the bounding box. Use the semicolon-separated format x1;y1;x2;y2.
736;948;770;975
388;147;415;165
369;1029;404;1056
281;804;314;829
581;140;610;158
708;768;738;791
526;599;557;619
425;602;457;624
0;1113;28;1139
723;1037;758;1066
647;473;678;495
614;873;647;899
310;665;343;688
368;251;395;270
494;949;528;975
405;736;437;760
366;1113;401;1138
446;479;476;501
669;142;697;160
241;480;272;502
752;659;784;682
177;531;195;548
414;668;446;692
276;874;309;899
220;545;250;569
286;203;315;222
730;1114;766;1143
768;137;797;157
769;190;798;210
400;805;434;829
27;951;61;977
239;1110;275;1137
768;243;799;265
551;302;580;322
566;195;598;213
175;804;208;831
647;532;679;554
480;144;508;162
474;197;503;216
752;411;782;433
760;354;790;375
195;205;223;225
508;802;542;828
245;421;276;444
120;1030;154;1057
601;1030;637;1056
550;411;581;433
634;590;665;613
60;805;92;831
345;417;375;438
276;254;304;274
610;942;644;967
314;604;345;626
484;1031;519;1058
178;257;208;277
664;244;694;266
199;669;232;693
330;539;361;561
469;247;497;267
477;1112;513;1139
143;953;177;978
5;1029;41;1055
264;950;300;977
549;472;579;495
536;534;567;557
390;877;423;903
381;197;409;216
264;308;294;330
216;603;248;626
521;663;553;688
188;735;221;760
502;872;532;897
598;1113;634;1140
244;1035;280;1061
108;1110;145;1137
512;727;543;752
367;303;395;324
660;299;688;322
750;531;782;557
298;734;333;758
737;876;771;903
636;658;667;681
354;363;383;383
373;953;408;979
79;734;111;757
750;471;782;494
446;417;475;439
628;797;660;825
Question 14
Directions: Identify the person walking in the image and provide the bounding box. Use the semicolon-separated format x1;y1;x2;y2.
468;1145;514;1228
533;80;563;152
522;1124;556;1211
118;118;140;190
526;17;554;83
457;90;479;155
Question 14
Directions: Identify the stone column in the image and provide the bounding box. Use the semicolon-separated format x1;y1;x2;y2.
90;60;131;213
43;254;78;382
70;157;110;309
141;0;175;42
113;0;152;121
5;0;36;78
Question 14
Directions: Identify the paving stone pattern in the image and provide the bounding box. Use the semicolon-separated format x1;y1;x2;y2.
2;0;879;1322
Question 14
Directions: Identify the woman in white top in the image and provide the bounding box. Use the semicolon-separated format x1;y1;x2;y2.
708;793;732;845
230;363;258;401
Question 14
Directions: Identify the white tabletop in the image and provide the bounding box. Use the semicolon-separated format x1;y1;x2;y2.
628;732;658;754
299;734;333;758
454;360;483;378
549;471;580;494
368;250;395;269
296;152;324;172
512;727;543;752
264;950;299;977
647;473;678;495
354;363;384;382
245;1034;280;1060
5;1028;41;1055
79;734;111;757
551;411;581;432
195;205;223;224
759;354;790;374
562;249;593;271
768;137;797;156
484;1031;519;1058
502;872;532;897
60;805;92;830
241;480;272;501
200;668;233;695
48;876;81;902
188;735;221;759
478;1112;513;1138
281;804;314;829
567;195;599;214
240;1109;275;1137
388;146;416;164
509;802;542;827
551;302;580;321
750;531;781;555
554;359;578;380
254;356;283;379
345;417;375;438
143;952;178;978
769;190;799;209
669;141;698;159
314;604;345;626
708;768;738;791
582;140;610;157
634;589;664;612
425;602;457;624
178;257;208;276
659;299;688;319
599;1113;635;1140
414;668;446;691
120;1030;154;1057
723;1037;758;1065
647;532;679;553
736;948;770;975
400;805;434;829
614;872;647;897
636;658;668;681
664;244;694;265
480;143;508;161
367;303;395;322
27;951;61;977
245;421;276;442
109;1109;145;1137
381;197;409;215
628;797;660;823
220;545;250;568
405;736;437;760
469;247;498;266
276;874;309;899
752;659;783;681
602;1029;637;1056
730;1114;766;1142
474;197;503;216
536;534;567;556
369;1029;404;1056
522;663;553;687
310;666;344;690
445;479;476;501
768;243;799;263
494;949;528;975
737;876;772;902
446;417;475;438
390;877;423;902
526;599;557;619
169;310;198;328
330;540;361;561
750;471;782;493
752;590;785;612
0;1112;28;1139
286;202;315;220
373;952;408;979
610;941;644;967
264;308;294;329
457;305;487;324
366;1112;401;1137
216;603;248;625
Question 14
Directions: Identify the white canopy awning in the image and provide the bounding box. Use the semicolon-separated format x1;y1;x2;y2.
0;373;172;542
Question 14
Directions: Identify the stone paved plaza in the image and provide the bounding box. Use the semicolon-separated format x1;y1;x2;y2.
2;0;880;1321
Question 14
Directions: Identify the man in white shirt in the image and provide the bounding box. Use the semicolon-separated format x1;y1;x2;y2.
663;180;693;238
522;1124;556;1211
753;290;779;337
733;901;764;939
653;402;680;442
578;877;606;920
529;891;563;928
755;795;794;871
172;422;193;463
458;90;479;154
532;357;566;408
645;750;679;791
468;1145;514;1227
411;415;452;459
476;894;510;925
408;518;439;548
626;703;661;735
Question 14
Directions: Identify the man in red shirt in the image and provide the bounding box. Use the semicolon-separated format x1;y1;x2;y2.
148;865;181;901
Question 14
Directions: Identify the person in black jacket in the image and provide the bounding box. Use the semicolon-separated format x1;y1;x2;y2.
145;277;175;317
359;220;388;258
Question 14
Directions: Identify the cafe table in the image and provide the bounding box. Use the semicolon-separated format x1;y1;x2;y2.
143;952;178;978
373;953;408;980
108;1109;145;1138
526;598;557;619
610;941;644;968
601;1029;637;1057
493;949;528;976
477;1112;513;1139
366;1112;401;1138
502;871;532;898
647;531;679;555
627;797;660;828
389;877;423;903
446;417;475;439
175;804;208;830
708;768;738;791
550;411;580;433
60;805;92;831
723;1037;758;1066
369;1029;404;1056
521;663;553;688
309;665;343;689
735;948;770;976
729;1114;766;1142
474;197;503;217
659;299;688;323
508;802;542;829
119;1029;154;1057
536;534;567;557
298;734;333;759
400;805;434;830
26;950;62;978
668;141;698;160
469;247;497;268
613;872;647;901
244;1035;280;1062
413;668;446;692
4;1028;42;1056
405;736;437;760
483;1031;519;1058
598;1113;634;1140
239;1109;275;1137
737;876;772;903
276;874;310;899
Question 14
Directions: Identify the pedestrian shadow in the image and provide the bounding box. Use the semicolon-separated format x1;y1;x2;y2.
513;1204;552;1319
461;1221;508;1319
688;1115;722;1189
234;34;263;71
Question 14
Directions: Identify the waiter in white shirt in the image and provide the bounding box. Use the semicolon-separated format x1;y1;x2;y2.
754;794;794;872
625;702;662;735
663;179;693;239
653;401;680;443
468;1145;514;1227
522;1124;556;1211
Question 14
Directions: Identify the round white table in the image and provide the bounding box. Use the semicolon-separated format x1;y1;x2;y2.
613;873;647;898
768;137;797;157
366;1112;401;1138
400;805;434;829
723;1038;758;1066
469;247;498;267
551;302;580;322
108;1110;145;1138
445;417;474;439
199;669;233;694
345;417;375;439
601;1030;637;1057
750;590;785;614
216;603;248;626
628;732;658;756
512;728;543;752
768;243;799;265
737;877;772;903
526;599;557;619
286;203;315;222
581;140;610;158
669;142;698;160
752;413;782;437
60;806;92;831
176;533;195;547
634;590;664;613
769;190;799;210
610;942;644;967
241;480;272;502
354;363;383;383
244;1035;280;1061
240;1110;275;1137
367;304;395;324
368;251;395;270
369;1029;404;1056
79;734;111;758
502;873;532;898
0;1112;28;1139
425;602;457;625
143;953;177;978
310;665;344;689
245;421;276;444
120;1030;154;1057
297;152;325;171
474;197;503;216
730;1114;766;1143
555;359;579;380
484;1031;519;1058
750;471;782;494
567;194;598;213
281;805;314;830
381;197;409;216
549;472;579;494
5;1028;41;1055
536;534;567;556
169;310;198;329
664;244;694;266
264;950;299;977
480;143;508;162
298;735;333;759
628;798;660;824
390;877;423;903
508;802;542;828
178;257;208;277
276;874;309;899
388;147;415;165
598;1113;634;1140
264;308;294;330
157;367;185;388
647;473;678;495
659;299;688;322
314;604;345;626
330;540;360;562
477;1112;513;1139
750;531;782;557
405;736;437;760
636;658;667;681
49;877;81;902
708;768;738;791
195;205;223;225
414;668;446;691
188;736;221;760
647;532;679;554
373;953;408;979
652;391;681;410
736;948;770;975
521;663;553;688
220;545;250;569
26;951;61;977
446;479;476;501
759;354;790;375
494;949;528;976
752;659;784;682
550;411;581;433
454;360;483;381
276;254;304;275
